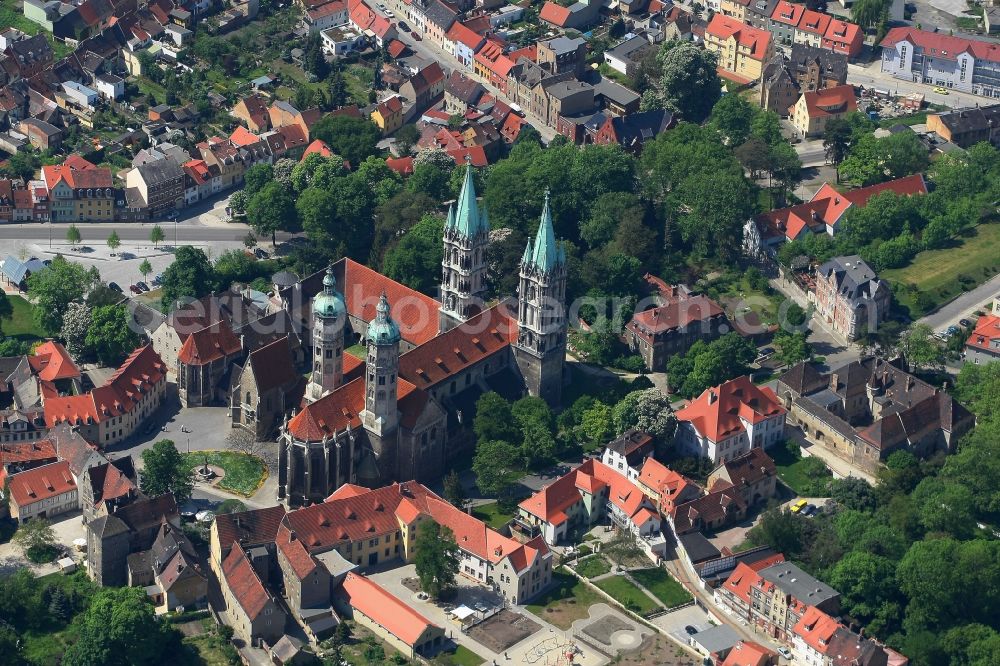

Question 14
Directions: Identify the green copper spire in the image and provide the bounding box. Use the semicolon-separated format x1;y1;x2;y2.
445;204;455;229
453;161;488;238
313;265;346;319
530;190;562;272
368;291;401;345
521;236;533;265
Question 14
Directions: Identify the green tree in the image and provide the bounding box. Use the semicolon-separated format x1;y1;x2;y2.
60;301;92;358
473;392;518;445
823;118;853;181
773;330;811;366
106;230;121;254
381;215;444;295
296;186;339;240
140;439;193;505
66;224;82;247
248;180;297;246
656;42;721;123
150;224;165;247
580;402;614;449
611;389;677;442
828;551;899;625
62;587;172;666
311;115;381;166
0;291;11;336
472;439;522;498
581;192;645;250
897;323;943;372
160;246;215;310
603;529;643;570
12;519;56;560
85;304;140;365
216;499;247;515
243;163;274;197
413;520;461;599
138;259;152;283
395;123;420;155
26;256;95;335
668;170;753;262
443;470;465;508
710;93;758;146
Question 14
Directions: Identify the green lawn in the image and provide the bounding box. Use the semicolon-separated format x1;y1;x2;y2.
883;222;1000;317
879;111;929;128
4;296;46;342
345;343;366;359
575;555;611;579
770;440;832;496
471;502;515;530
594;575;660;615
525;568;604;629
182;451;267;496
629;568;692;608
0;2;73;59
433;645;485;666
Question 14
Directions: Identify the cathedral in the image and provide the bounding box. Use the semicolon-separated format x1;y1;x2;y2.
276;167;568;506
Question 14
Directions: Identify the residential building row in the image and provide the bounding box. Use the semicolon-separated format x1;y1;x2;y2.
208;480;552;650
880;27;1000;99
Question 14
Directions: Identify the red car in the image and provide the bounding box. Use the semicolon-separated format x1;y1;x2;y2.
411;30;421;40
129;285;142;295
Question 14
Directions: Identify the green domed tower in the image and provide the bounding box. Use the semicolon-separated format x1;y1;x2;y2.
362;291;400;439
307;266;347;402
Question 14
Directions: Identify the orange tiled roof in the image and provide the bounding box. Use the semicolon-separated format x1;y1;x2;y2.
223;543;272;619
302;138;335;160
177;321;243;366
0;439;56;466
89;461;135;504
967;314;1000;353
8;460;75;508
343;259;441;346
386;156;415;175
447;22;485;51
801;84;857;118
29;341;81;382
707;14;771;60
796;9;831;36
539;1;571;26
676;376;784;443
229;125;260;147
341;573;440;645
793;606;842;655
770;0;805;26
721;640;778;666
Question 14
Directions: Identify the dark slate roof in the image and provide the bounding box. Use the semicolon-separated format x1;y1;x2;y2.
932;104;1000;135
445;71;485;105
114;493;179;533
789;43;848;84
816;256;888;304
424;0;457;30
89;513;129;538
606;109;675;146
778;361;826;396
136;158;184;185
678;531;721;564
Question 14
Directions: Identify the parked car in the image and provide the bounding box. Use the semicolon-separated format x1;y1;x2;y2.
385;9;394;17
152;274;163;286
946;325;961;337
136;281;150;292
959;318;972;328
684;625;698;635
108;282;123;293
933;86;949;95
129;285;142;295
398;20;409;31
778;647;793;660
253;247;269;259
803;503;817;516
790;499;808;513
411;30;421;40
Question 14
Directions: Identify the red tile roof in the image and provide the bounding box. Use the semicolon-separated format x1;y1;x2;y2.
823;18;861;52
676;376;784;443
793;606;842;655
398;303;517;389
42;163;113;189
447;145;487;167
0;439;56;467
801;84;857;118
967;314;1000;353
302;139;336;162
796;9;831;36
880;26;1000;63
447;22;485;51
377;96;403;115
177;321;243;366
387;39;407;58
386;156;415;175
307;0;346;19
215;504;287;554
539;1;571;26
636;458;697;512
183;159;211;185
229;125;260;147
475;40;515;78
770;0;804;26
223;543;272;619
88;461;135;505
63;154;96;171
9;460;75;508
349;0;377;30
370;15;393;38
628;295;725;338
707;14;772;61
721;641;777;666
341;573;440;645
44;346;166;428
29;341;81;382
342;258;441;346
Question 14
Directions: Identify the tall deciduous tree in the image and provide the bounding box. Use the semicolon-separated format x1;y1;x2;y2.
248;181;296;246
472;439;522;498
66;224;82;247
413;520;461;598
26;256;95;335
140;440;193;505
62;587;172;666
381;215;444;295
311;115;381;166
85;304;140;366
106;231;121;254
12;519;56;558
160;246;215;310
656;42;721;123
150;224;165;247
60;301;92;358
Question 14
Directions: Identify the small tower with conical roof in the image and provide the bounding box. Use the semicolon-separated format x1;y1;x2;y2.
362;292;401;439
439;160;490;332
306;266;346;403
514;190;567;406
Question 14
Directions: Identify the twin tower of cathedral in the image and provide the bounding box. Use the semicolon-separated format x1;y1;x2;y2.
303;163;568;420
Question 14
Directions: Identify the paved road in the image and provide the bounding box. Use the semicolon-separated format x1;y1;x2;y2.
0;223;296;243
847;61;995;110
919;272;1000;332
793;139;827;168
